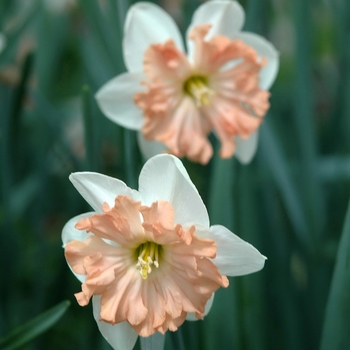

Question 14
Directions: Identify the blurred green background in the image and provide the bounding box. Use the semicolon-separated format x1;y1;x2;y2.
1;0;349;349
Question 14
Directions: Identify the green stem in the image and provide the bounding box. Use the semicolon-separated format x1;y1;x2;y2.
292;0;324;238
123;129;137;189
320;198;350;350
82;85;99;171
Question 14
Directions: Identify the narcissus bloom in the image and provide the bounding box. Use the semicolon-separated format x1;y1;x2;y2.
62;154;266;350
96;1;279;165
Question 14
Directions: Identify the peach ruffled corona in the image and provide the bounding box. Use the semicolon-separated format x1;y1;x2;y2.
65;196;228;336
96;1;279;165
134;24;269;164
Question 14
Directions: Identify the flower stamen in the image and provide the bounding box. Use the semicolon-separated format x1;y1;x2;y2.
183;76;215;107
136;241;161;279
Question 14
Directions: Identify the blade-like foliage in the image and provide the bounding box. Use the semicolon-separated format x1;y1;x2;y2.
0;301;70;350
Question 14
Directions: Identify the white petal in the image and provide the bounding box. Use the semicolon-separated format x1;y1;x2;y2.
186;293;215;321
140;332;165;350
234;131;259;164
69;172;141;213
62;212;95;283
208;225;266;276
187;0;245;59
189;0;245;37
62;212;95;247
92;296;138;350
233;32;279;90
137;131;168;160
123;2;184;72
95;72;145;130
138;154;210;227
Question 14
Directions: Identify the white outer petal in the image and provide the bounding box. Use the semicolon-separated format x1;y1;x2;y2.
234;131;259;164
186;293;215;321
123;2;184;73
62;212;95;248
138;154;210;227
233;32;279;90
95;72;145;130
187;0;245;59
208;225;266;276
62;213;95;283
69;172;141;213
137;131;168;160
92;296;138;350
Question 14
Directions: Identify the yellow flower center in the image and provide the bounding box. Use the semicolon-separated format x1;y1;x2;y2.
183;75;215;107
136;241;162;279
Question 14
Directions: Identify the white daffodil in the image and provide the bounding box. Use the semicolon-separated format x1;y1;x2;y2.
96;1;279;164
62;154;266;350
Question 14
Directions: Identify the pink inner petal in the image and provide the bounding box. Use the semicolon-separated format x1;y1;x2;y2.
187;25;271;158
134;40;213;164
189;24;260;73
143;95;213;164
99;270;148;326
190;25;271;159
140;200;175;231
132;281;167;336
65;235;134;306
75;196;145;248
143;39;191;83
65;197;229;337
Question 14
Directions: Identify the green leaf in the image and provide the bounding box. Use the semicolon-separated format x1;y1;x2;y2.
123;129;138;189
78;0;122;71
320;199;350;350
207;152;242;350
0;3;39;67
292;0;325;237
0;300;70;350
208;153;235;229
140;332;166;350
260;122;310;250
82;85;99;172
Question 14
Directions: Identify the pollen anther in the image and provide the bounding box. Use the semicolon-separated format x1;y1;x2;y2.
183;75;215;107
136;241;161;279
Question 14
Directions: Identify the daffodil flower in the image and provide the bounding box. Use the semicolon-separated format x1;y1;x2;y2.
62;154;266;350
96;1;279;165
